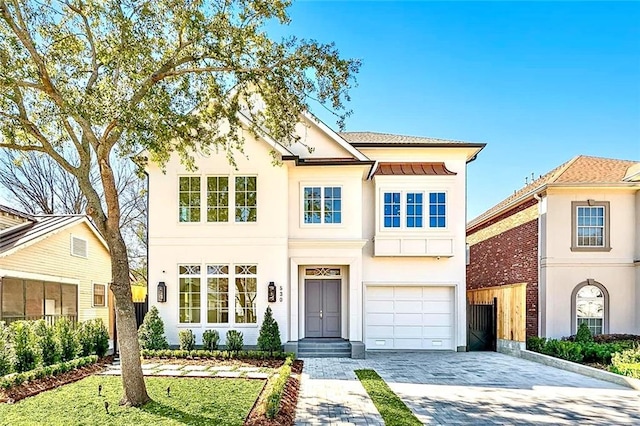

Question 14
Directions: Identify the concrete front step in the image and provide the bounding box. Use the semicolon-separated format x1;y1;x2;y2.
298;352;352;358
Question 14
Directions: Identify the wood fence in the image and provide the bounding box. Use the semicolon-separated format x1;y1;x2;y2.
467;283;527;342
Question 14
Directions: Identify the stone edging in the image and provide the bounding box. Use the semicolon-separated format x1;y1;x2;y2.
514;349;640;390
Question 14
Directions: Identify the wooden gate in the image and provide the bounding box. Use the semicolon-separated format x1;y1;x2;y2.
468;297;497;351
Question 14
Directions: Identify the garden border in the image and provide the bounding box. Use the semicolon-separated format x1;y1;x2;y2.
506;347;640;390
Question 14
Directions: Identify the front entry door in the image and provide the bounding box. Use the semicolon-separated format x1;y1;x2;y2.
305;279;341;338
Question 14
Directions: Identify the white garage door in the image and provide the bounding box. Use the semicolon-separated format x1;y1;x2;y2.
365;286;454;350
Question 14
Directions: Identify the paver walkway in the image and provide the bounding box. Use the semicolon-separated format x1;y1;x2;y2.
101;360;271;379
295;352;640;425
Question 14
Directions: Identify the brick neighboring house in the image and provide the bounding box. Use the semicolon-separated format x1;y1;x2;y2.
467;155;640;340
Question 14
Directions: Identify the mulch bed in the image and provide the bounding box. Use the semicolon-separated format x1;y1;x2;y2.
245;360;303;426
0;356;114;404
144;357;286;369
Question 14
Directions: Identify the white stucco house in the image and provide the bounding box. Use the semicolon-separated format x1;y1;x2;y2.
147;113;484;357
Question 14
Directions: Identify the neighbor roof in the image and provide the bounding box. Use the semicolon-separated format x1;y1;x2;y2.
468;155;639;230
339;131;485;148
0;214;108;256
0;205;36;221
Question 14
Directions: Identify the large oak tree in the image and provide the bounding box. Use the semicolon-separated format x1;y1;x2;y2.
0;0;358;406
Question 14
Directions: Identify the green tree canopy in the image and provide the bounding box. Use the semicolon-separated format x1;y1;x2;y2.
0;0;359;407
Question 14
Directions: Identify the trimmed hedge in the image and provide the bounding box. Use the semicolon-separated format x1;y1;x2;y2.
264;357;293;419
527;336;633;365
0;355;98;390
141;349;292;360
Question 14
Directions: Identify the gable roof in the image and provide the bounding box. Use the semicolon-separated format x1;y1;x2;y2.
0;205;36;221
339;131;486;148
0;213;108;257
468;155;639;231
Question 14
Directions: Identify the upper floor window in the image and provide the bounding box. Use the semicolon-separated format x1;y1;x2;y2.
382;191;446;229
303;186;342;224
429;192;446;228
207;177;229;222
235;176;257;222
178;176;257;223
571;201;610;251
179;177;201;222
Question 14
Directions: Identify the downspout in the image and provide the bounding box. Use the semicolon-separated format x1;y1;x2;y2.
533;192;543;337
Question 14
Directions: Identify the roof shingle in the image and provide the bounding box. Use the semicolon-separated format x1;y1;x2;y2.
468;155;639;230
339;131;483;146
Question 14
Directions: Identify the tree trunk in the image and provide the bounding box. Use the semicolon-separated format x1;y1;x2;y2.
107;227;150;407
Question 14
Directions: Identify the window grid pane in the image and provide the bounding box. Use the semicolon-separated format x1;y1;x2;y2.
406;192;423;228
179;177;201;222
576;285;604;335
429;192;446;228
383;192;401;228
207;177;229;222
235;264;257;324
576;206;605;247
235;176;257;222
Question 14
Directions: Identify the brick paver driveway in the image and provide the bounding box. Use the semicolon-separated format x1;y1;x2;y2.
295;351;640;425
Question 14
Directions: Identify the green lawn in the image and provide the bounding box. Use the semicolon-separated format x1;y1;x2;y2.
355;369;422;426
0;376;263;426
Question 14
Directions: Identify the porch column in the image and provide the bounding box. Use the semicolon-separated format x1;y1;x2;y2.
348;257;363;342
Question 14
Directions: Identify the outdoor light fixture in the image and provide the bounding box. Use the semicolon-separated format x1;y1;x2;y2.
268;281;277;303
157;281;167;303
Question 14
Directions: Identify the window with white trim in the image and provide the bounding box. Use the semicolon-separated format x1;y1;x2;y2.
303;186;342;224
576;206;604;247
207;177;229;222
206;264;229;323
234;265;257;324
382;190;446;229
576;285;605;335
429;192;446;228
179;177;201;222
235;177;257;222
93;283;106;307
179;265;201;323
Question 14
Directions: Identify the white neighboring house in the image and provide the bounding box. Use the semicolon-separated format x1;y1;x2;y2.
147;115;484;357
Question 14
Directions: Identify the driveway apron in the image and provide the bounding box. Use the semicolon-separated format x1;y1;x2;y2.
295;351;640;425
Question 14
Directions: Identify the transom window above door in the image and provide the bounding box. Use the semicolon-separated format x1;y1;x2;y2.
303;186;342;224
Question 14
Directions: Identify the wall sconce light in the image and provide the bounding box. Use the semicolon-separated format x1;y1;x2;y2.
157;281;167;303
268;281;277;303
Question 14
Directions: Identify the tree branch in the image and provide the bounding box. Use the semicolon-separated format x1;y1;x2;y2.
65;1;100;93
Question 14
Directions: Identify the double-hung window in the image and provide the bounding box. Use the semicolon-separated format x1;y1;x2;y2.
571;201;610;251
179;177;201;222
382;191;445;229
303;186;342;224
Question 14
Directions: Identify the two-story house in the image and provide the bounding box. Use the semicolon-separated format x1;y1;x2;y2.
467;155;640;341
147;114;484;357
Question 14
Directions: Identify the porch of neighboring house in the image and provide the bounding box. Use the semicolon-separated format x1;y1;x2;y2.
0;276;78;325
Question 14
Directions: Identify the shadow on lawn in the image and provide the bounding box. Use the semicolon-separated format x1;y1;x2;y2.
140;400;236;425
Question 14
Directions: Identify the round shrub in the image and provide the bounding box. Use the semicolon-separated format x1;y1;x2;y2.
226;330;243;353
138;306;169;350
178;329;195;351
575;322;594;344
203;329;220;351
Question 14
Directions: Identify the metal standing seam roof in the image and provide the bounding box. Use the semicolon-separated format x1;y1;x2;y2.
0;215;87;255
374;162;457;176
0;204;36;221
467;155;639;231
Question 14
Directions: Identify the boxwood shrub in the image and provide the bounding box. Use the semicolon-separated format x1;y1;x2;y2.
0;355;98;390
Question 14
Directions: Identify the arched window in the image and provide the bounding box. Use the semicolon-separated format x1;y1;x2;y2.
571;281;609;335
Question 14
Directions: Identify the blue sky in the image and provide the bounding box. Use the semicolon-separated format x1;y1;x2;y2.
273;1;640;220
